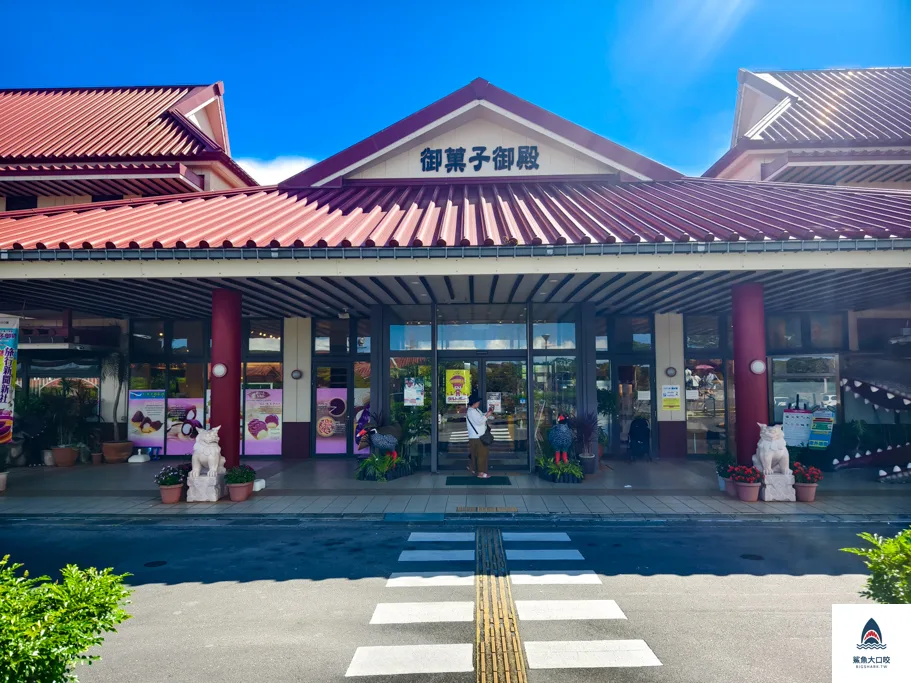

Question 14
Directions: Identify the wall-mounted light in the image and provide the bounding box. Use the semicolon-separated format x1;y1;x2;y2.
749;359;766;375
664;367;677;378
212;363;228;378
291;369;304;380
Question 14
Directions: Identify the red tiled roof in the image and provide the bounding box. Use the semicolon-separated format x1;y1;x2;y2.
2;178;910;250
748;68;911;144
0;85;220;160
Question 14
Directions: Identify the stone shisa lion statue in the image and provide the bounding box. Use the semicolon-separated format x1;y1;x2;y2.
751;423;795;501
187;425;226;501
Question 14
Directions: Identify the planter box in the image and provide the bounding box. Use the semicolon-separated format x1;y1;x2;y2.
794;483;818;502
52;447;78;468
159;484;183;504
538;470;584;484
356;462;414;482
102;441;132;464
227;481;254;502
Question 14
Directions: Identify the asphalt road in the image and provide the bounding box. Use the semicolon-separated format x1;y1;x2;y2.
0;518;894;683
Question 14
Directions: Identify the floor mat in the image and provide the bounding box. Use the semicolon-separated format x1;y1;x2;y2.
445;476;511;486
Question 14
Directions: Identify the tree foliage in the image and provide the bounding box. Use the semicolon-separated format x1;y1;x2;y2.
842;528;911;604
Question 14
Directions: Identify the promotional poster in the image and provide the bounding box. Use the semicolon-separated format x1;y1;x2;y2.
0;317;20;445
244;389;283;455
127;390;166;449
165;398;204;456
445;369;470;405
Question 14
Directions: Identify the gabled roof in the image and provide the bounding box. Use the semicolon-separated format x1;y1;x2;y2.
2;177;910;250
0;83;251;182
704;67;911;177
281;78;682;188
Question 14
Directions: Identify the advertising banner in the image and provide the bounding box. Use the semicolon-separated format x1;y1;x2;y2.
127;390;166;449
404;378;425;407
0;317;20;444
353;387;371;454
661;385;681;411
782;409;813;447
244;389;282;455
445;369;470;405
166;398;204;456
809;409;835;449
316;388;347;454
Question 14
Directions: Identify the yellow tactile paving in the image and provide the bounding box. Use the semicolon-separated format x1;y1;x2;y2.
475;527;527;683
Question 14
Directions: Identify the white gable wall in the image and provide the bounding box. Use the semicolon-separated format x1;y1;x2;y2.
348;117;617;180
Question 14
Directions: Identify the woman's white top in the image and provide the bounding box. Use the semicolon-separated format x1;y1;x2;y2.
466;407;487;439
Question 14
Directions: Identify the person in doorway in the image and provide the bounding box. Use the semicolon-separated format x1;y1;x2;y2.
466;393;493;478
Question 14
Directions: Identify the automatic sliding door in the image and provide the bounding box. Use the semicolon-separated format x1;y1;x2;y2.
437;360;479;469
485;360;528;469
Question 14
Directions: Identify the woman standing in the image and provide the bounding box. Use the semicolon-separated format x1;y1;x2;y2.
466;393;492;479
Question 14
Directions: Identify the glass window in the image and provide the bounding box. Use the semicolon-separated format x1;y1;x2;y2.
858;318;906;352
248;319;282;354
616;364;651;452
810;314;843;349
770;355;839;423
685;359;726;455
315;365;349;454
132;320;164;355
353;361;372;454
725;359;736;455
532;356;577;454
596;360;613;449
245;362;283;389
533;304;575;350
129;362;167;390
686;316;720;350
356;319;371;354
172;320;204;356
437;304;527;350
387;356;432;463
613;316;652;352
767;315;802;349
315;319;350;355
595;319;608;352
390;305;432;351
166;363;206;456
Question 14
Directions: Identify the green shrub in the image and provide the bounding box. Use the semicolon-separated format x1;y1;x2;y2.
842;528;911;604
225;464;256;484
0;555;132;682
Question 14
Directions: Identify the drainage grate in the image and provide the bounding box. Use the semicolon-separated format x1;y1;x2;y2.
143;560;167;567
740;554;764;561
456;507;518;513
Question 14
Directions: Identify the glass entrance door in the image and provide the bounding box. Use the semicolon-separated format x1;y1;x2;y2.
314;364;350;455
437;358;528;470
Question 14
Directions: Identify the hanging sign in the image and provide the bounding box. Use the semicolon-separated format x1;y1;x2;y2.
445;369;470;404
127;390;166;449
403;378;425;407
782;409;813;447
0;317;20;445
808;409;835;450
661;385;681;411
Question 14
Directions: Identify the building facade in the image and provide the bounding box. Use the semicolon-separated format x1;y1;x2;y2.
1;73;909;471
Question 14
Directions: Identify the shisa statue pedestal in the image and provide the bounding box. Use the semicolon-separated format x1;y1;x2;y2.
752;423;796;502
187;425;227;502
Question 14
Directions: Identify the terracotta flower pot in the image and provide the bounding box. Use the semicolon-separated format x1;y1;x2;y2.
735;481;761;502
159;484;184;504
724;477;738;498
91;452;103;465
227;481;254;502
795;483;818;502
52;447;78;467
102;441;133;464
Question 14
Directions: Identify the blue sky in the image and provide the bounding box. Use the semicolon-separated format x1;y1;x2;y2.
5;0;911;182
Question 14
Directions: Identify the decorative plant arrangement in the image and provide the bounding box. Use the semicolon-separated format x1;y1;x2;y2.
792;461;824;502
571;411;600;474
715;452;735;491
0;555;132;682
225;464;257;501
536;455;585;483
153;465;187;504
356;453;413;482
729;465;762;502
355;417;415;481
842;528;911;604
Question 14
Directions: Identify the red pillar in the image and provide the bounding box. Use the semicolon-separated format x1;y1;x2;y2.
732;283;769;465
210;289;242;469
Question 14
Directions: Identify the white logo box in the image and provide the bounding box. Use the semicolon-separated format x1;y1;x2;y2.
833;604;911;682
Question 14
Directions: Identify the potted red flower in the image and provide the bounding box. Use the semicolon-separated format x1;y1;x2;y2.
225;464;256;502
792;462;823;502
154;466;186;504
729;465;762;502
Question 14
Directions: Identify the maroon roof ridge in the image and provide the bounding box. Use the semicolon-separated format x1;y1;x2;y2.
280;77;682;189
0;84;214;93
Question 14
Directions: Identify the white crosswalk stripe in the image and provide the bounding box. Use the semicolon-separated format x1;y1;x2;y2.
502;532;571;542
370;601;474;624
398;549;474;562
524;640;662;669
506;548;584;561
386;571;475;587
510;569;602;585
408;532;475;542
346;644;474;677
515;599;626;621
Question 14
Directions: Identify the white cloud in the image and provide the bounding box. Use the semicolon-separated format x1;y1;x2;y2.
236;156;318;186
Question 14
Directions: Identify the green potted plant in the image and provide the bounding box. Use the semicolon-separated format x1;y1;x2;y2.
792;462;823;502
570;411;600;475
153;465;186;504
101;351;132;464
729;465;762;502
842;528;911;604
225;464;257;501
714;452;735;492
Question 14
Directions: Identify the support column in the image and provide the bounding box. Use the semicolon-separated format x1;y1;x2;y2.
210;289;242;468
654;313;686;457
732;283;769;465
